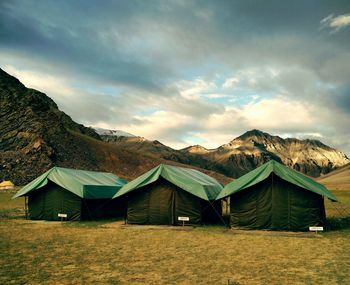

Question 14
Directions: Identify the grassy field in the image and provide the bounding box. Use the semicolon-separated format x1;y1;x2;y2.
1;191;350;285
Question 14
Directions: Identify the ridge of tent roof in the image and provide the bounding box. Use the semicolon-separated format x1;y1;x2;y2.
113;164;223;201
12;167;127;199
216;160;337;201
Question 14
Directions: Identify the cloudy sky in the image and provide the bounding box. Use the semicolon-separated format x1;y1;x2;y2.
1;0;350;154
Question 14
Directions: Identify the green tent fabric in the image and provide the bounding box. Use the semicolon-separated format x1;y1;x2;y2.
113;164;223;225
216;160;337;201
216;160;336;231
13;167;127;199
13;167;128;221
113;164;223;201
28;181;82;221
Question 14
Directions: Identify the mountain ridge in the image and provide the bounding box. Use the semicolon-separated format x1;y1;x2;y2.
1;67;349;185
99;127;349;178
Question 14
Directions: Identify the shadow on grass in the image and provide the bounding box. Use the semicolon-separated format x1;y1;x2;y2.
326;217;350;231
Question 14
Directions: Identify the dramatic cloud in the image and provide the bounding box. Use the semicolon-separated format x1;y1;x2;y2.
321;13;350;32
0;0;349;154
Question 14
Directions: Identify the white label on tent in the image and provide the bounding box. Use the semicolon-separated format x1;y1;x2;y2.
309;226;323;231
178;216;189;221
58;213;67;218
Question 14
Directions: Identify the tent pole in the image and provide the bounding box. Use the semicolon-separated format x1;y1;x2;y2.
226;197;229;216
125;195;128;225
24;196;28;220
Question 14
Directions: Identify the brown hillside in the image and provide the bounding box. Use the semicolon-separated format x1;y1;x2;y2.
317;163;350;191
101;129;350;179
74;132;232;184
0;67;231;185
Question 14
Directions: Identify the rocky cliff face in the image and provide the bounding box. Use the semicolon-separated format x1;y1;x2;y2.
96;135;218;170
181;130;350;178
0;68;231;185
100;128;349;178
94;127;135;138
0;68;102;184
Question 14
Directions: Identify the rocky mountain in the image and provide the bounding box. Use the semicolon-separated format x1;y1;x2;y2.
96;132;227;175
94;127;136;138
181;145;211;155
101;128;349;178
1;68;348;185
0;68;105;184
0;68;230;185
181;130;349;178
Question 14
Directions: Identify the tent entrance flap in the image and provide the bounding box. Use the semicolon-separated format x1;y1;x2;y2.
148;182;174;225
174;187;201;225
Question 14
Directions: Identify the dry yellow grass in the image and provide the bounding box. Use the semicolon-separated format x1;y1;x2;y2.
325;190;350;218
317;163;350;191
0;192;350;285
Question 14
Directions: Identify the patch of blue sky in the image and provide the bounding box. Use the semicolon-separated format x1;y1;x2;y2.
138;107;160;116
72;82;122;97
315;80;337;90
226;88;276;105
182;134;206;145
204;94;231;104
177;61;234;84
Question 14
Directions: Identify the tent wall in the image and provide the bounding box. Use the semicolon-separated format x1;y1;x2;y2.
28;182;127;221
28;182;81;221
230;174;325;231
127;178;203;225
174;187;202;225
128;188;151;224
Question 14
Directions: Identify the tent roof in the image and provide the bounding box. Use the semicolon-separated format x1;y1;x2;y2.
0;181;14;187
216;160;337;201
113;164;223;201
13;167;127;199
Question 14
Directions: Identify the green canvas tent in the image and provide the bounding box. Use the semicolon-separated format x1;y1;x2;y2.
112;164;223;225
13;167;128;221
216;160;337;231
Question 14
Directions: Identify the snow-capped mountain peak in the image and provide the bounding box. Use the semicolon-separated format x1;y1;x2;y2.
93;127;136;138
